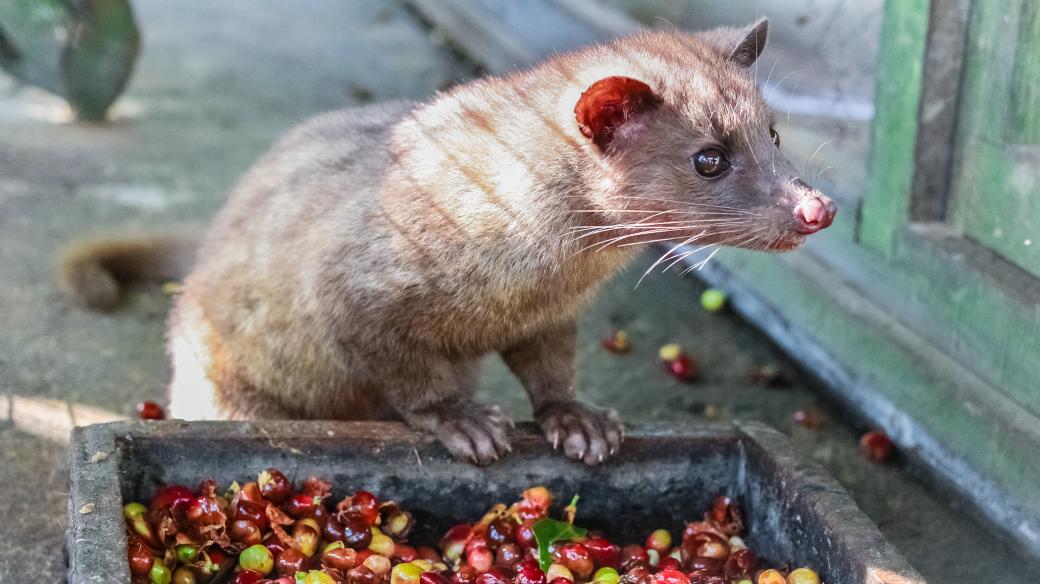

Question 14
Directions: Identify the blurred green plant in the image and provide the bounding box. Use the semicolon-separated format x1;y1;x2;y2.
0;0;140;120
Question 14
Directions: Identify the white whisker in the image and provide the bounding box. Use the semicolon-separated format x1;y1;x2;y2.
679;247;720;275
744;133;760;169
635;233;706;287
614;223;748;248
808;140;831;163
578;226;700;253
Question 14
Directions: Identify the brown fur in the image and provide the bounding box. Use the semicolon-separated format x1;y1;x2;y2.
57;233;199;311
59;21;835;465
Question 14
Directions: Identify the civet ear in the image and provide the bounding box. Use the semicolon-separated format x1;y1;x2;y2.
727;19;768;68
574;76;660;150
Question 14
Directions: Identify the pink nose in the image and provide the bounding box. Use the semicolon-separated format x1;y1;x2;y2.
794;196;837;234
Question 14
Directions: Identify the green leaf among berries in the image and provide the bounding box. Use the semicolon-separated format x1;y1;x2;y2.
533;495;586;572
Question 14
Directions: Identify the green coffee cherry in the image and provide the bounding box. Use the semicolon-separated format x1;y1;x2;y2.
700;288;727;312
296;570;336;584
238;544;274;575
391;562;424;584
149;560;172;584
786;568;821;584
593;567;620;584
322;540;346;554
175;545;198;564
172;567;197;584
123;502;147;519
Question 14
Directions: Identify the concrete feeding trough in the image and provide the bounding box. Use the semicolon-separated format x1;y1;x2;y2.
66;420;923;583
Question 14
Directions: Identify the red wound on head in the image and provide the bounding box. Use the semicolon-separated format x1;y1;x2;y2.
574;76;659;150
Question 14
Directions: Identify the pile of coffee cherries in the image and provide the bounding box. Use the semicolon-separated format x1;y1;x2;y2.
124;476;822;584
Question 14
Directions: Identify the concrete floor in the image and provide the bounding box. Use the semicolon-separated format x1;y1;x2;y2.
1;1;1038;582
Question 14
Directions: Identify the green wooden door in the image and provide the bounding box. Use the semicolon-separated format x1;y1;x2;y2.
840;0;1040;533
859;0;1040;415
949;0;1040;277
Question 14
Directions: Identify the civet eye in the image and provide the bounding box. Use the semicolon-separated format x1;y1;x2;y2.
769;128;781;148
691;148;730;178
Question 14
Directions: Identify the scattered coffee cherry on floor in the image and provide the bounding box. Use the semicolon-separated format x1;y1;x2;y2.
860;429;895;463
601;329;631;354
700;288;727;312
